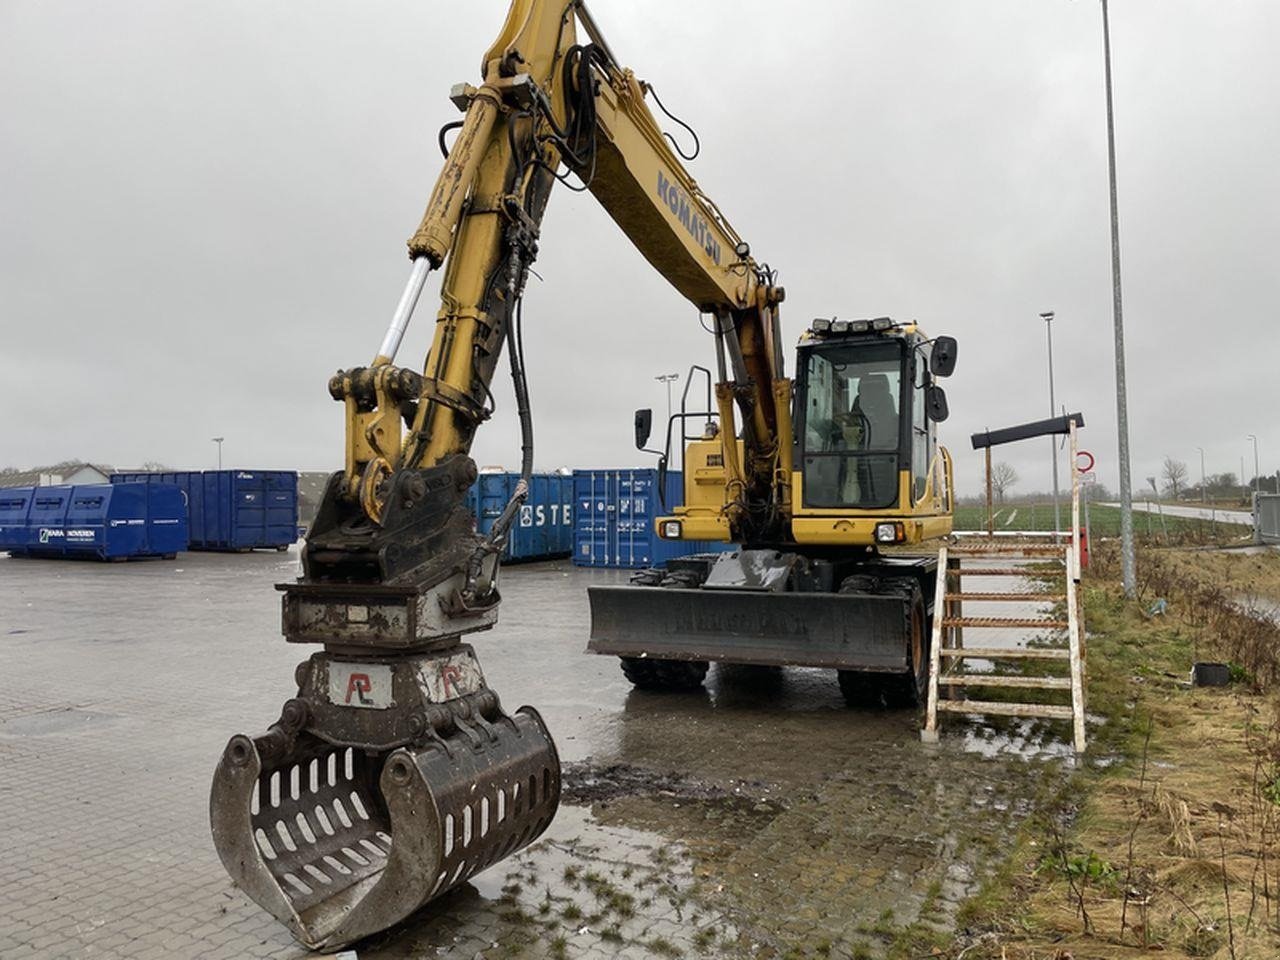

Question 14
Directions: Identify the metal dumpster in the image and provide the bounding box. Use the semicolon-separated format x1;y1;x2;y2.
571;468;731;569
468;471;574;562
111;470;298;551
0;482;187;560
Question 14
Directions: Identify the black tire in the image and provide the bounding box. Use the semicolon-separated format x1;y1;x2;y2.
620;656;709;690
885;586;928;708
617;566;711;690
836;668;882;708
836;576;928;709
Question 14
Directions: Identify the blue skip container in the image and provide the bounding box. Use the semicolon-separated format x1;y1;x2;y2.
571;468;732;569
0;482;187;560
467;471;574;562
111;470;297;551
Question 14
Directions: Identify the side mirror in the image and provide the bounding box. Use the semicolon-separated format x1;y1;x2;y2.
926;385;950;422
931;336;958;378
634;408;653;450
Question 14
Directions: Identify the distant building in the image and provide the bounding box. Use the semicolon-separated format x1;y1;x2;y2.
0;462;114;488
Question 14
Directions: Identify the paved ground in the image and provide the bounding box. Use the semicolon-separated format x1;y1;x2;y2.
0;549;1074;959
1103;500;1252;525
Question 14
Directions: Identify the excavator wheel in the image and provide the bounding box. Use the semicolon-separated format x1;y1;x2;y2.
620;656;709;690
617;567;710;690
836;577;928;709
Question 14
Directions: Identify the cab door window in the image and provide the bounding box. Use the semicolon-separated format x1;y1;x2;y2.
800;341;903;509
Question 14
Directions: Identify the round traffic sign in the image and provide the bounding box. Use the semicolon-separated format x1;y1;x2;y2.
1076;450;1095;473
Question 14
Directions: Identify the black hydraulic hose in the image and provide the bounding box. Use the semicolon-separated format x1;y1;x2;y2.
438;120;465;159
461;295;535;602
644;82;700;161
511;296;535;480
485;295;535;537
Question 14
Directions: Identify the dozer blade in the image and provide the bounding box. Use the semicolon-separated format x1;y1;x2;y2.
210;646;559;950
588;585;912;671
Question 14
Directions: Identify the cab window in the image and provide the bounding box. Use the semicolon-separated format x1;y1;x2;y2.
800;342;903;509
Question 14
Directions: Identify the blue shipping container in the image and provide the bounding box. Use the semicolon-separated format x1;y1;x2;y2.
110;470;297;551
467;471;574;562
0;483;187;560
572;468;732;569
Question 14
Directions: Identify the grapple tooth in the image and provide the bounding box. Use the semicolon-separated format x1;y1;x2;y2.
211;687;559;950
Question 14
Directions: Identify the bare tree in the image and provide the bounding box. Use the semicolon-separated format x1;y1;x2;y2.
1162;456;1189;499
990;461;1018;504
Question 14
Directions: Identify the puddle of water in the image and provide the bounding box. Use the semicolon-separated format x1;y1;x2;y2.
955;716;1077;762
0;707;114;737
362;803;738;959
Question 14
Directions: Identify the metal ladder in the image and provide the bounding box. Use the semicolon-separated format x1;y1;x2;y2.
921;426;1087;751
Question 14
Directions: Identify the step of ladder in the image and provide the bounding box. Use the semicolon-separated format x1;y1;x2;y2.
938;674;1073;690
949;544;1068;559
953;567;1049;577
934;699;1076;720
950;592;1066;602
941;616;1069;630
938;646;1069;660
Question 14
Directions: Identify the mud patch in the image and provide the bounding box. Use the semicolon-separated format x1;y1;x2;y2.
563;759;784;808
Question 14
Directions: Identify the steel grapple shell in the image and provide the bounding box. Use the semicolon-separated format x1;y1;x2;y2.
210;706;559;950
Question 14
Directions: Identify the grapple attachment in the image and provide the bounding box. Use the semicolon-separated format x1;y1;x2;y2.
210;646;559;950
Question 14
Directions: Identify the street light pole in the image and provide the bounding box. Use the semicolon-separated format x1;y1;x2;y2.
1101;0;1136;598
654;373;679;424
1249;434;1260;497
212;436;224;470
654;373;679;468
1196;446;1206;503
1039;311;1061;536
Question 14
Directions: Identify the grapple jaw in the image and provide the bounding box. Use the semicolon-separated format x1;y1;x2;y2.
210;647;559;950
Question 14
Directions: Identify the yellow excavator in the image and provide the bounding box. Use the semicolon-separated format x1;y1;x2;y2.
210;0;957;949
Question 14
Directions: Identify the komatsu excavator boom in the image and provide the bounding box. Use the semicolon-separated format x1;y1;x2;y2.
210;1;956;950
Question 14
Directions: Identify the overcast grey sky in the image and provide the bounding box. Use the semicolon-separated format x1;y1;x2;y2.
3;1;1278;497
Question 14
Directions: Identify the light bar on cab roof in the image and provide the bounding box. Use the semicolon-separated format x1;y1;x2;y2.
808;317;899;337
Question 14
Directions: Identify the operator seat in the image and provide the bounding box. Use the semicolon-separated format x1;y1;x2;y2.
855;374;898;504
855;374;897;448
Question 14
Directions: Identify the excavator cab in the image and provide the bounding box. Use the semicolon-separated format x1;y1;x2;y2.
790;321;955;541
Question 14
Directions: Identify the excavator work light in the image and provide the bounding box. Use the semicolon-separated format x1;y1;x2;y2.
660;520;683;539
831;320;851;334
872;317;894;331
849;320;871;333
875;521;905;544
811;318;833;334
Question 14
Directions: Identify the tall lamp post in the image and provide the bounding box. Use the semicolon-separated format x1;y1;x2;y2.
1038;311;1061;535
654;373;679;424
655;373;679;468
212;436;224;470
1100;0;1136;598
1249;434;1260;497
1196;446;1206;504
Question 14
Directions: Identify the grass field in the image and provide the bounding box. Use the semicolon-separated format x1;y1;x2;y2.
953;501;1250;538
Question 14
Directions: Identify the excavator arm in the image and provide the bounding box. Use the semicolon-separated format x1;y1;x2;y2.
210;2;790;950
328;0;788;574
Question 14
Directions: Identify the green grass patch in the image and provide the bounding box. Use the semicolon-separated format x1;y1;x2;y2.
953;502;1248;539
